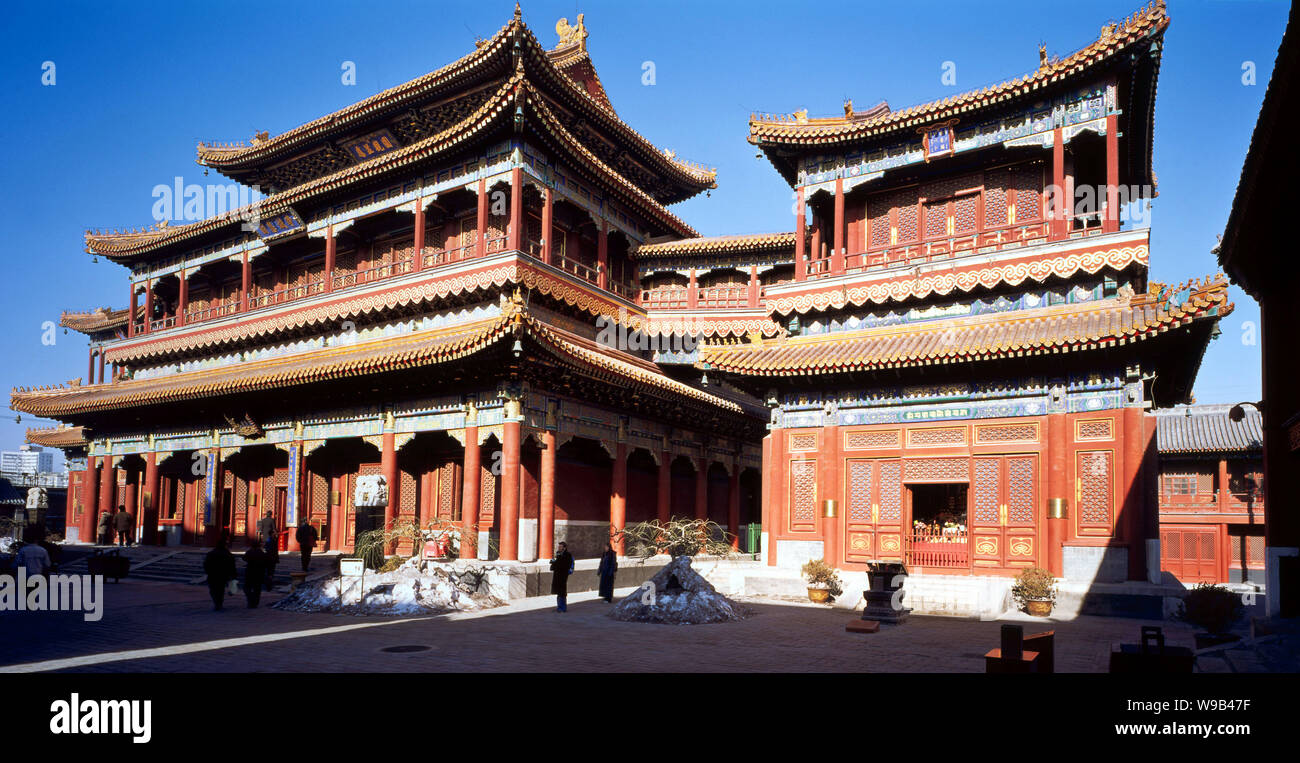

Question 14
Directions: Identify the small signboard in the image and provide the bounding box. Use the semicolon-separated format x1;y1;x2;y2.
340;558;365;577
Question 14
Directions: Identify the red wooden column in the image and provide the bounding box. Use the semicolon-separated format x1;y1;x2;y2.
177;270;188;327
143;280;154;333
1051;127;1066;240
748;266;760;308
81;457;99;543
124;467;138;528
760;434;772;559
657;450;672;522
541;188;554;264
324;226;337;293
460;425;480;559
127;284;137;338
694;457;708;521
86;350;95;385
1122;406;1146;580
1046;413;1068;576
810;225;822;271
475;178;488;259
499;420;522;560
610;442;628;554
597;221;609;289
1217;457;1230;513
239;252;251;312
98;456;116;525
832;177;846;274
820;423;841;565
381;432;398;554
539;429;556;559
795;187;807;282
728;464;741;550
97;351;105;385
142;453;159;546
412;199;426;273
508;167;523;251
1104;113;1120;233
688;268;699;309
768;431;786;567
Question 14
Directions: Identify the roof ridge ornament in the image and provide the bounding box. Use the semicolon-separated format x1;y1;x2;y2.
555;14;587;51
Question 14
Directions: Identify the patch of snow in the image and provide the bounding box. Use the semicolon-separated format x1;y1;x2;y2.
609;556;750;624
273;560;505;616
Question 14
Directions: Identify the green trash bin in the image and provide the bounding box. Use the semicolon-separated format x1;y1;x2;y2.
746;524;762;555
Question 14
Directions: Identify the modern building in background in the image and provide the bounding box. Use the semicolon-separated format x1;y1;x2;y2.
0;445;55;476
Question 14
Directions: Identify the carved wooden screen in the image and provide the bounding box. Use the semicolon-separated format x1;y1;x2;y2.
970;455;1039;569
1077;450;1115;536
789;460;818;532
844;458;903;563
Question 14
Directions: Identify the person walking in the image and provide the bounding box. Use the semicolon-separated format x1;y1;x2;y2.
242;543;269;609
204;536;237;612
597;541;618;603
295;522;318;572
96;510;113;546
258;511;279;591
113;505;133;547
549;541;575;612
15;531;51;577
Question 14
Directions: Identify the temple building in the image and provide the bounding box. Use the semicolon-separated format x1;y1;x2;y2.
1155;405;1264;585
16;2;1233;589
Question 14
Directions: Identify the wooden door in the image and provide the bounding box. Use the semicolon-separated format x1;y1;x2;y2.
970;455;1039;570
1161;526;1219;583
843;458;903;563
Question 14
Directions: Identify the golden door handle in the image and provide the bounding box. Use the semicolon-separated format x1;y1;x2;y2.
872;502;879;524
999;503;1007;526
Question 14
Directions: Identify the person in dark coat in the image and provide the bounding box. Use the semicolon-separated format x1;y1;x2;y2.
262;529;279;592
96;511;113;546
597;541;618;603
549;541;575;612
242;543;269;608
295;522;318;572
204;536;237;611
113;505;133;547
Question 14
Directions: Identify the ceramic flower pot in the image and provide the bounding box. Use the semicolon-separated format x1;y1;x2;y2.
1025;598;1053;617
808;586;831;604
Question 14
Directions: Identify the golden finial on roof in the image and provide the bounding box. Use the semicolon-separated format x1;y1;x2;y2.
843;99;853;118
251;130;269;145
555;14;587;50
1100;21;1118;41
794;109;808;124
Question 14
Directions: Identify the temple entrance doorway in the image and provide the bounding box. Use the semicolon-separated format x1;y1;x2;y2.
905;483;969;570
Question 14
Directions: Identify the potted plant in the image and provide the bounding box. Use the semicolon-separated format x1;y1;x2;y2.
1178;583;1245;649
802;559;843;603
1011;566;1057;616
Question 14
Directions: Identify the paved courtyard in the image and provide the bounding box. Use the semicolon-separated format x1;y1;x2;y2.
7;577;1276;673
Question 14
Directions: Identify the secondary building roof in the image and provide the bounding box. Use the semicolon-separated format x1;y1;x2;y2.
1155;404;1263;455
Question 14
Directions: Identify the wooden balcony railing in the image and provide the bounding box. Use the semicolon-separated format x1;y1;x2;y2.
697;285;748;309
147;232;629;335
842;222;1054;273
905;530;969;569
639;288;689;309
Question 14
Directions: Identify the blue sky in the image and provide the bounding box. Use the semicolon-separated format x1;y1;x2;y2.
0;0;1287;466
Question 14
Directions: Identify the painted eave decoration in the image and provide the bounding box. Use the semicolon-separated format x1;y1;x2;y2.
699;272;1231;376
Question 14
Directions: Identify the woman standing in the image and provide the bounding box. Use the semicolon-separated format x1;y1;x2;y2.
597;541;618;603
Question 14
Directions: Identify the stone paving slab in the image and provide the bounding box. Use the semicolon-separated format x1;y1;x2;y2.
0;578;1229;674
